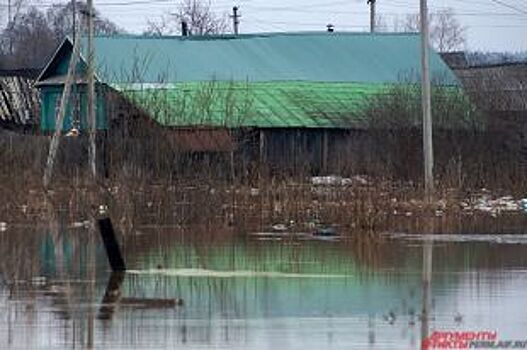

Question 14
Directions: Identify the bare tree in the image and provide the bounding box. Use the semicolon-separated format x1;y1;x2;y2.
144;0;227;36
395;8;466;52
374;13;388;33
0;7;56;68
46;1;120;42
0;2;121;68
144;17;172;36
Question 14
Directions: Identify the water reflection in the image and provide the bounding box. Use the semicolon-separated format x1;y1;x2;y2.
420;218;434;350
1;221;527;349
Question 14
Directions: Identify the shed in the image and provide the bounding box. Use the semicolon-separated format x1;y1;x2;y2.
0;69;40;131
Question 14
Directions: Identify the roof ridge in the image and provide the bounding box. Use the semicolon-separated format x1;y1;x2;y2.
90;31;420;40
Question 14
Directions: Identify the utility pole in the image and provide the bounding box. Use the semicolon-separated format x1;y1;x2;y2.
8;0;12;53
420;0;434;201
367;0;376;33
43;29;82;188
231;6;240;35
87;0;97;179
72;0;76;44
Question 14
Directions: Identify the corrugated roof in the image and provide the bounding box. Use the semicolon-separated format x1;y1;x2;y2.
36;32;460;130
0;75;40;127
87;32;457;85
118;81;387;128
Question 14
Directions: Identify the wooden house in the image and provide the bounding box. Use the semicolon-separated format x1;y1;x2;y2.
35;32;458;173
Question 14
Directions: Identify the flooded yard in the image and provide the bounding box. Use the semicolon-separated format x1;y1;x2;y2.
1;220;527;349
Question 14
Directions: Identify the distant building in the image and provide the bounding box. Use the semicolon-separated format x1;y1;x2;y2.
454;63;527;114
449;63;527;164
440;52;469;70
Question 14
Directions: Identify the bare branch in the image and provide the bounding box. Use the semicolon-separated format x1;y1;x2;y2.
394;8;466;53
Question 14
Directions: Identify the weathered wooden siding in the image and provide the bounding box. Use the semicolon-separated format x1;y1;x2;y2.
0;74;40;130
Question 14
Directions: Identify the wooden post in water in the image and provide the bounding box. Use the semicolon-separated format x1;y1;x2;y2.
97;208;126;272
98;271;125;320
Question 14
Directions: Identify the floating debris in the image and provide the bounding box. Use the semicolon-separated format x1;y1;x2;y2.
250;231;307;239
462;195;522;215
31;276;47;287
0;222;6;232
312;226;338;237
70;220;91;229
385;232;527;244
128;268;349;279
383;310;396;325
271;223;289;232
119;297;183;309
454;312;463;324
311;175;369;187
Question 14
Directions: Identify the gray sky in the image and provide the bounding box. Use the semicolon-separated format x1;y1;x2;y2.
5;0;527;51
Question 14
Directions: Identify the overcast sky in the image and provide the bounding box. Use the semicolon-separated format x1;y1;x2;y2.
4;0;527;52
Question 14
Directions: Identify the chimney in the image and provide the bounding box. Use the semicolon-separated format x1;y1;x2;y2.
326;24;334;33
181;21;189;37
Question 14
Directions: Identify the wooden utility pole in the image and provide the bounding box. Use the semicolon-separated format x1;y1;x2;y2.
420;0;434;201
231;6;240;35
43;31;82;188
72;0;76;44
87;0;97;179
8;0;12;53
367;0;376;33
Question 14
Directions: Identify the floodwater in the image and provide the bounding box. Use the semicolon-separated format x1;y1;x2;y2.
1;220;527;349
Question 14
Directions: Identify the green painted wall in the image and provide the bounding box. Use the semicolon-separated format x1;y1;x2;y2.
40;84;107;132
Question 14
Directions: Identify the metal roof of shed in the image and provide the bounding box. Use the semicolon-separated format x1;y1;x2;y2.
36;32;460;130
119;81;387;128
83;32;457;85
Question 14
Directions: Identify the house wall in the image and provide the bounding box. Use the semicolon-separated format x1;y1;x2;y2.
39;84;107;132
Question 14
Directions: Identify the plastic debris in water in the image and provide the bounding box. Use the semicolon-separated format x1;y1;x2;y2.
71;220;91;229
0;222;7;232
311;175;369;186
312;226;338;237
271;223;288;232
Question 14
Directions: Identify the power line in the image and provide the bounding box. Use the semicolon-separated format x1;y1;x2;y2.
487;0;527;15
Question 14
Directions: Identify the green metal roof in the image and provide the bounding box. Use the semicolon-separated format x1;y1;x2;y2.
37;32;460;130
118;81;388;128
89;32;457;85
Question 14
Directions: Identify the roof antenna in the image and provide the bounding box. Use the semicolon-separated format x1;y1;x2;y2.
181;21;189;37
231;6;241;35
367;0;376;33
326;24;334;33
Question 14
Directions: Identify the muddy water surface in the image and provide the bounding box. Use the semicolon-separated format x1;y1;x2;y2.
1;223;527;349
